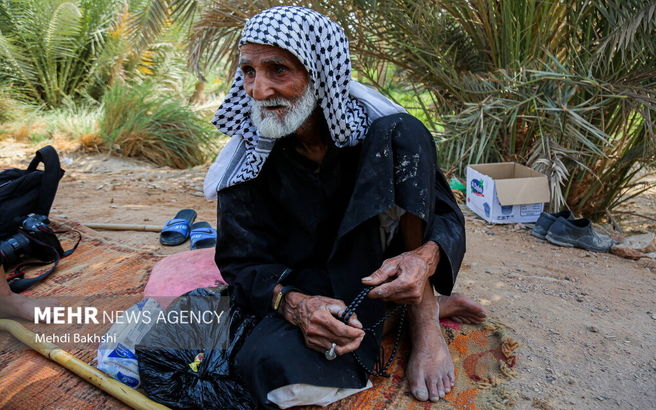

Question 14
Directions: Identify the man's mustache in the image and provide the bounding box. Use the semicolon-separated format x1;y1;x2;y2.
252;98;293;108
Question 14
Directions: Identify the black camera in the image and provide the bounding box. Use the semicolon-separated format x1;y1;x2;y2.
0;213;50;269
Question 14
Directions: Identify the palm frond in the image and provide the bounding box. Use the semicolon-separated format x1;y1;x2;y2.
45;2;83;60
596;0;656;60
0;32;43;103
128;0;172;51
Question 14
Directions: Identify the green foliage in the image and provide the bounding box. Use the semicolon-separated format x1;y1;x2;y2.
45;100;102;138
0;0;220;168
438;65;656;214
0;99;100;143
99;81;216;168
128;0;200;52
0;0;126;107
0;88;20;123
0;0;202;107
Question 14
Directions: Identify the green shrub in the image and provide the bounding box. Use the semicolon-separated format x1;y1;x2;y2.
99;81;216;168
0;89;24;123
0;96;14;124
45;101;102;139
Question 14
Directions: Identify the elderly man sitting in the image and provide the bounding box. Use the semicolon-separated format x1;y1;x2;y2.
204;6;486;409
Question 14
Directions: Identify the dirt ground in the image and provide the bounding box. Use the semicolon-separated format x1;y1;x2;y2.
2;140;655;409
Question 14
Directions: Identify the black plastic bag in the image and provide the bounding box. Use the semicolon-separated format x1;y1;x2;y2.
136;288;257;409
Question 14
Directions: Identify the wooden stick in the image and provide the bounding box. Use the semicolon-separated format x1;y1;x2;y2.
0;319;169;410
84;223;161;232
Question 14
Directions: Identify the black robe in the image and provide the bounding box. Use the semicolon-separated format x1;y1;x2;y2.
215;113;465;408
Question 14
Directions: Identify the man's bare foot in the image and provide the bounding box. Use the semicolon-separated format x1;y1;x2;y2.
406;281;455;402
438;292;487;324
0;293;57;321
407;316;454;401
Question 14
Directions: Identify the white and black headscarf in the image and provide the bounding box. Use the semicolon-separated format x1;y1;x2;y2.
204;6;405;198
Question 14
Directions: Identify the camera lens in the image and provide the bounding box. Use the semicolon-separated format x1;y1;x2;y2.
0;233;32;268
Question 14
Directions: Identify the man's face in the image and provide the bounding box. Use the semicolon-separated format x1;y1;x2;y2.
239;43;317;138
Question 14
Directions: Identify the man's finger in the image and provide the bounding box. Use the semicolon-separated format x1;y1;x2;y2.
309;333;364;357
326;303;363;328
308;327;357;348
323;314;365;340
367;279;409;300
307;338;335;354
335;333;365;355
362;261;399;285
346;312;363;329
382;286;425;304
326;303;347;316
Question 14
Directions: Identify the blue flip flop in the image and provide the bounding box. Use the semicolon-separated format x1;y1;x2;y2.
189;221;217;250
160;209;197;246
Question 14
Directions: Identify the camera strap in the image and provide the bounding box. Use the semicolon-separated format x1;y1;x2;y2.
5;228;81;293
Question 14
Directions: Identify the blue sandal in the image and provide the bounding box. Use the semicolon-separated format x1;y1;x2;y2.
189;221;217;250
160;209;197;246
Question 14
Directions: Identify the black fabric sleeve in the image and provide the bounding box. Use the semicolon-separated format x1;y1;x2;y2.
215;179;290;318
380;113;466;296
365;113;466;296
425;165;466;296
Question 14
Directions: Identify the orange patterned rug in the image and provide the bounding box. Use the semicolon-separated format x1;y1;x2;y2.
0;221;159;409
315;320;519;410
0;221;519;409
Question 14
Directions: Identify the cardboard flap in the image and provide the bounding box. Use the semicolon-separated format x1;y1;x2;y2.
495;176;550;205
468;163;516;179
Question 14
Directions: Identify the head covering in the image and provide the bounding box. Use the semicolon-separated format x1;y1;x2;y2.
205;6;405;198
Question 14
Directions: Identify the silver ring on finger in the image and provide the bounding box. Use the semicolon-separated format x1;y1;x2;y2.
324;343;337;360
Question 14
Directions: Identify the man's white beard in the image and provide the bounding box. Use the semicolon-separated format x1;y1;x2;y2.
250;84;317;139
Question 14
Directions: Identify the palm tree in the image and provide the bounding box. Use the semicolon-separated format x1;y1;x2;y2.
0;0;127;107
0;0;198;107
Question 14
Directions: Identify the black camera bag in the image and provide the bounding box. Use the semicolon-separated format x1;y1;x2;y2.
0;145;64;238
0;145;77;292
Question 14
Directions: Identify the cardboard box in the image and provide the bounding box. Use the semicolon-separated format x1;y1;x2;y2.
466;162;550;224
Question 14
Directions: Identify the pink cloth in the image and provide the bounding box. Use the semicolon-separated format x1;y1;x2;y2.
440;319;462;331
144;248;226;308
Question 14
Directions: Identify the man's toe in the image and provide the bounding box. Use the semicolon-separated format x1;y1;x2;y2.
443;373;454;393
412;387;429;401
410;372;429;401
428;376;440;402
436;377;446;397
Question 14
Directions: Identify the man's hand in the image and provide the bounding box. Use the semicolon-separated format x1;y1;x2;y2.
362;241;440;304
281;292;365;356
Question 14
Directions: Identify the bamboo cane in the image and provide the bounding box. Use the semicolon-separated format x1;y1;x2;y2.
83;223;162;232
0;319;169;410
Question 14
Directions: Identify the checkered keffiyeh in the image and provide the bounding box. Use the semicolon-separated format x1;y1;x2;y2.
205;6;405;197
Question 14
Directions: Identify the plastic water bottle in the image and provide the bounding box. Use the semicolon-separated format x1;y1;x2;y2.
96;298;162;388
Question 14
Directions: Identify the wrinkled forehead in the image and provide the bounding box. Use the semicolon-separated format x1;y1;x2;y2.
239;6;350;79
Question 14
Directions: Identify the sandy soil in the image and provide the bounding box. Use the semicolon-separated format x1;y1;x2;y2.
2;140;655;409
